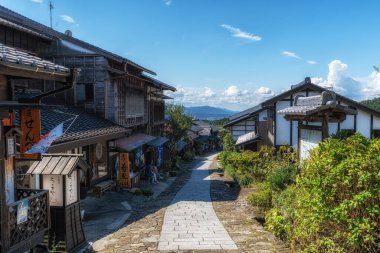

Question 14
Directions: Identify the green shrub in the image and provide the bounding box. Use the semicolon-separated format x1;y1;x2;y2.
247;183;272;210
182;150;194;161
270;133;380;252
267;164;297;192
265;208;291;242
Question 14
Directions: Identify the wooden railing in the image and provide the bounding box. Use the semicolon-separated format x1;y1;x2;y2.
5;189;49;252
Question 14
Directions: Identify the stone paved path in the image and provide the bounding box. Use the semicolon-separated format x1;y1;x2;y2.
157;154;238;251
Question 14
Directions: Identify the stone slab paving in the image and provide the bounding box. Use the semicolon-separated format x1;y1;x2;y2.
157;154;238;251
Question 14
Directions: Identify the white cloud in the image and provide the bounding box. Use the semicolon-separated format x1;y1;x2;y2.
312;59;380;101
223;85;242;96
202;87;216;98
31;0;43;3
61;15;75;23
282;50;301;59
255;86;274;96
221;24;262;42
165;84;274;111
307;60;317;65
163;0;172;6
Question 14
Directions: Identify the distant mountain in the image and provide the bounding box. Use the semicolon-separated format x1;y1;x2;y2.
184;106;237;120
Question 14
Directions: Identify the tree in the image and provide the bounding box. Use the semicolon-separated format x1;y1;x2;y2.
165;104;192;144
222;131;236;152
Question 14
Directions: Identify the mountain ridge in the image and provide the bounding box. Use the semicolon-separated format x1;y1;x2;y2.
184;106;237;120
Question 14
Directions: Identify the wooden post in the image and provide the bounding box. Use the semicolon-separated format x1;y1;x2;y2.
0;118;10;252
322;113;329;140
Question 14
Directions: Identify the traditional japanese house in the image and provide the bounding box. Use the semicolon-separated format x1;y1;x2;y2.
192;120;220;151
0;41;77;252
278;90;357;159
225;77;380;154
143;74;175;136
0;6;176;137
0;5;176;190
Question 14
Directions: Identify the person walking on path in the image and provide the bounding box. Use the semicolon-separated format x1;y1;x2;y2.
157;153;238;251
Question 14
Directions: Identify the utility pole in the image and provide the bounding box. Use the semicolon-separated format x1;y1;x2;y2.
49;1;54;28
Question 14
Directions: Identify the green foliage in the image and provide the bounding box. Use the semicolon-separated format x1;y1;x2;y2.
165;104;192;144
132;188;153;196
265;133;380;252
182;150;195;161
247;182;272;210
330;129;355;140
218;145;296;186
267;164;297;191
207;117;229;128
265;208;291;242
362;96;380;111
222;131;236;152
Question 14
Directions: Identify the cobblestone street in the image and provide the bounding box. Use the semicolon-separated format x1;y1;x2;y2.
94;153;288;252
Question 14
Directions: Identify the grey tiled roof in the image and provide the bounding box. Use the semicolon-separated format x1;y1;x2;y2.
0;43;69;73
278;91;357;116
40;108;128;145
235;131;261;146
229;104;262;121
0;6;155;75
0;17;52;40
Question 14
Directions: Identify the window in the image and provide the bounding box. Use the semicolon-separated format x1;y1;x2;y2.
76;83;94;102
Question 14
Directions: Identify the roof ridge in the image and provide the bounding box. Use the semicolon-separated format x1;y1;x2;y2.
0;5;156;75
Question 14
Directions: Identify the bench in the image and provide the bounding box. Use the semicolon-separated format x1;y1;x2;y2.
93;180;115;197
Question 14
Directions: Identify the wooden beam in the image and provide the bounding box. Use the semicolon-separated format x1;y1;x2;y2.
0;65;68;82
370;114;374;139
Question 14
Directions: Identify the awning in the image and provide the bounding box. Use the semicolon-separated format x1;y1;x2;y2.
235;131;262;146
116;133;156;151
26;154;90;175
147;137;169;147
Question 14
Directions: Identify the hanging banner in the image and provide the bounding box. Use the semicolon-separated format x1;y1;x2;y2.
20;109;41;160
26;123;63;154
157;146;164;167
5;157;15;205
119;153;130;188
134;147;145;167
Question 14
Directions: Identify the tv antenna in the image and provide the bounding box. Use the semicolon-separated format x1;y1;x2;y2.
49;1;54;28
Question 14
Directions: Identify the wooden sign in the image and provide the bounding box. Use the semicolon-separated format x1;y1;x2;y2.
20;109;41;160
119;153;130;188
43;175;63;206
65;172;78;205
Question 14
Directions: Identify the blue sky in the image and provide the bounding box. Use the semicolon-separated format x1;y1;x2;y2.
2;0;380;110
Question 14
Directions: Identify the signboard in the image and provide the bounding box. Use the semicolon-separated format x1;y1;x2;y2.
119;153;130;188
20;109;41;160
65;172;78;205
43;175;63;206
300;128;322;160
5;157;15;205
17;199;28;224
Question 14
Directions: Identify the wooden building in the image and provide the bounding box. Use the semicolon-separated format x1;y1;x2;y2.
225;77;380;153
0;6;175;136
0;6;176;190
0;40;77;252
